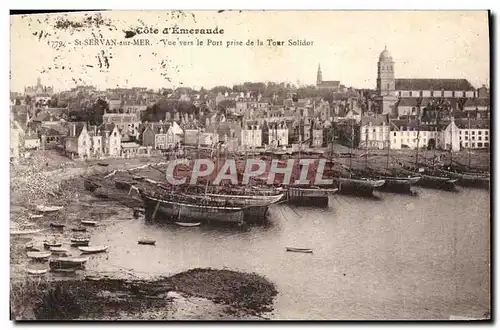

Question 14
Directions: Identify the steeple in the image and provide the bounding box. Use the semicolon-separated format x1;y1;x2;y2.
316;64;322;86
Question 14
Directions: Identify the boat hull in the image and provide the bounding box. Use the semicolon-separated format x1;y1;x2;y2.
286;187;334;207
143;195;245;224
398;168;457;190
334;178;385;197
435;169;490;189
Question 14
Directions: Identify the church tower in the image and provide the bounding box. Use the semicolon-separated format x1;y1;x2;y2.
376;46;395;96
375;46;398;115
316;64;322;86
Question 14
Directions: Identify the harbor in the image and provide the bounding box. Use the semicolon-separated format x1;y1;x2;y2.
9;148;490;319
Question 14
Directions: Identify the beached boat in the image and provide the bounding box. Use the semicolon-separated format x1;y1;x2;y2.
434;167;490;188
138;239;156;245
174;222;202;227
36;205;63;212
286;247;313;254
49;247;68;253
51;268;78;273
10;229;41;236
396;167;457;190
331;177;385;197
97;162;109;167
49;257;88;269
72;227;87;232
27;251;51;260
78;245;109;254
25;242;34;250
84;179;101;192
71;237;90;244
141;191;246;224
81;220;97;226
43;241;62;248
49;223;65;229
29;214;44;219
27;268;48;275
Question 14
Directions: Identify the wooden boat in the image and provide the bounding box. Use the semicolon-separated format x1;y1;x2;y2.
175;222;201;227
397;167;457;190
49;223;65;229
71;237;90;244
25;242;34;250
138;239;156;245
27;251;51;260
81;220;97;226
286;247;313;254
97;162;109;167
329;177;385;197
36;205;63;212
434;167;490;188
78;245;109;254
49;257;88;269
72;227;87;232
29;214;44;219
141;192;246;224
11;229;41;236
49;247;68;253
181;192;284;207
43;241;62;248
27;268;48;275
115;180;134;190
51;268;78;273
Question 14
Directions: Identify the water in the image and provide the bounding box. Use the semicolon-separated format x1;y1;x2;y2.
87;187;490;320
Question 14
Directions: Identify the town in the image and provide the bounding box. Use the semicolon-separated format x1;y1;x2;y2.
9;47;490;164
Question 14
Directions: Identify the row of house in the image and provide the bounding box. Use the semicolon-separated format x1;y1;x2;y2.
360;116;490;151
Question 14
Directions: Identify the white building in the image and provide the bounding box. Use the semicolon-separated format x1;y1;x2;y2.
241;125;262;148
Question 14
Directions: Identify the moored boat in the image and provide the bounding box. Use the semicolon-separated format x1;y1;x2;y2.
286;247;313;254
72;227;87;232
36;205;63;212
138;239;156;245
43;241;62;248
434;167;490;189
78;245;109;254
174;222;201;227
49;223;65;229
333;177;385;197
396;167;457;191
27;251;51;260
81;220;97;226
49;257;88;269
27;268;48;275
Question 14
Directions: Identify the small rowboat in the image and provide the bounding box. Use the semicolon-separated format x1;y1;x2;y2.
81;220;97;226
27;268;48;275
11;229;41;236
50;257;88;269
51;267;78;273
43;241;62;248
174;222;201;227
29;214;44;219
138;239;156;245
25;242;34;249
97;162;109;167
286;247;313;254
36;205;64;213
27;251;51;260
72;227;87;232
50;223;65;229
49;247;68;253
78;245;109;254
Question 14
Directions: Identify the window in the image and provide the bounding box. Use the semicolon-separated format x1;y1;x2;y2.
485;137;488;141
472;136;475;141
478;131;482;135
478;143;483;147
485;131;489;135
373;129;376;133
465;142;468;147
472;131;475;135
459;131;462;135
485;143;489;147
114;132;117;137
478;136;482;141
465;136;468;140
472;143;475;148
465;131;469;135
393;132;396;136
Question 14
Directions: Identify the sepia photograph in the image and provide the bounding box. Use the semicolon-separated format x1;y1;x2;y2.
9;9;491;321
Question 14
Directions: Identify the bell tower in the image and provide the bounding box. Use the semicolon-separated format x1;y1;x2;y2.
375;46;398;115
316;64;322;86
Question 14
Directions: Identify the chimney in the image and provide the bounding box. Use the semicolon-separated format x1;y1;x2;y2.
72;123;76;137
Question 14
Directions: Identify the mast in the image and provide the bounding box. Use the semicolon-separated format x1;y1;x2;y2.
415;108;421;169
386;117;391;171
364;117;368;169
349;120;354;177
467;114;471;169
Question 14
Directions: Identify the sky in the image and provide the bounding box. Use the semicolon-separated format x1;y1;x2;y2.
10;10;490;93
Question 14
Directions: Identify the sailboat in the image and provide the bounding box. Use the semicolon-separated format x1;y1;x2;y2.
330;120;385;197
394;106;457;191
352;116;421;194
432;115;490;188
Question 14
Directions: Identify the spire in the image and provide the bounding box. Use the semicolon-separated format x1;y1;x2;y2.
316;63;322;85
384;45;387;51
